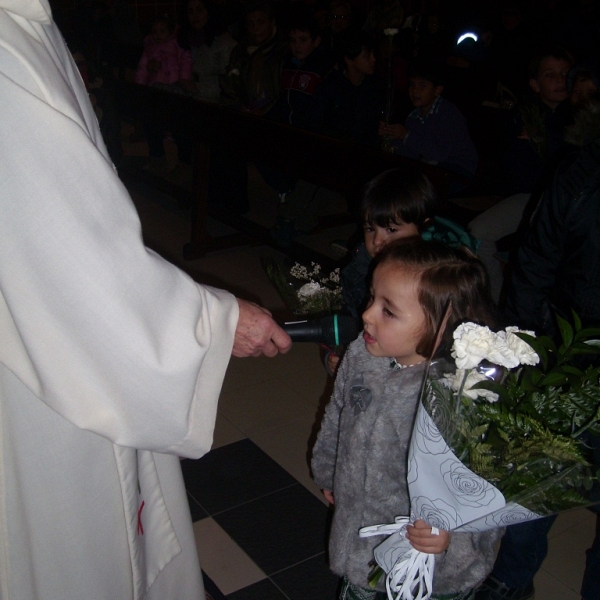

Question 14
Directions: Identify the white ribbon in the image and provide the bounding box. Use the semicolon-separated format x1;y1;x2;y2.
359;518;437;600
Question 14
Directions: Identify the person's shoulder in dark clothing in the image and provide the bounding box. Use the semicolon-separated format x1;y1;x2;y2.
310;69;383;146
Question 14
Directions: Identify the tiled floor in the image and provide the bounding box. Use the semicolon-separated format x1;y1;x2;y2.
124;157;597;600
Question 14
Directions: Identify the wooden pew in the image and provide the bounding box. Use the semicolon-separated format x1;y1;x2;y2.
116;81;469;266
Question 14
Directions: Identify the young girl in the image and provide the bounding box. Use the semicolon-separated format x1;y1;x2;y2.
135;16;192;169
135;16;192;88
312;238;501;600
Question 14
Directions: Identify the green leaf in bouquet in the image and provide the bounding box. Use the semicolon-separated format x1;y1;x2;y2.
470;379;506;400
517;366;544;392
572;309;582;333
560;365;586;377
574;327;600;341
507;463;592;513
540;371;569;387
556;313;574;351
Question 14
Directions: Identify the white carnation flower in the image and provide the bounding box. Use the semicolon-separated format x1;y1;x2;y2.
451;323;498;369
504;326;540;366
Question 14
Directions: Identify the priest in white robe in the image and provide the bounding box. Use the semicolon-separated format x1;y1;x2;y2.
0;1;291;598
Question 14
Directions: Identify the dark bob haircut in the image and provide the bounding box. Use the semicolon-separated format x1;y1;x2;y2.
361;167;437;230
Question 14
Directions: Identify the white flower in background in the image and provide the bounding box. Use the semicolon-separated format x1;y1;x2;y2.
384;27;399;35
290;263;309;280
503;327;539;366
328;268;341;283
445;369;499;402
298;282;322;299
451;323;500;369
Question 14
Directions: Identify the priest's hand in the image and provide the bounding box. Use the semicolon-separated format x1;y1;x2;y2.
233;299;292;358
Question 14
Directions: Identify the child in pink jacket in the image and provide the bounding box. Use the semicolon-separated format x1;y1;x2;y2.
135;17;192;87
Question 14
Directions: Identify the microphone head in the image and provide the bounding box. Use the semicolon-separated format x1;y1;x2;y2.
321;315;361;346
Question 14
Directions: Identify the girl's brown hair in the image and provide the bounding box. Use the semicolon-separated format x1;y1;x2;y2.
374;238;495;357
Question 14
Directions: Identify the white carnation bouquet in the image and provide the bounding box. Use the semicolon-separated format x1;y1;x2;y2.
360;313;600;600
264;259;342;317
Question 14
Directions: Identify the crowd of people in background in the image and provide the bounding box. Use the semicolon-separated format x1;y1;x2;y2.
58;0;599;178
47;1;600;599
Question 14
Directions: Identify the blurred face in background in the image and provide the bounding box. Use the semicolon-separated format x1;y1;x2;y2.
289;29;320;61
188;0;209;30
329;3;351;35
571;75;598;107
247;10;275;46
346;47;376;77
427;14;440;35
152;20;171;43
530;56;571;109
409;77;443;114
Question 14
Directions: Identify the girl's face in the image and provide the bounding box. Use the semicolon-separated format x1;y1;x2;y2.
188;0;209;30
362;263;427;366
363;220;420;257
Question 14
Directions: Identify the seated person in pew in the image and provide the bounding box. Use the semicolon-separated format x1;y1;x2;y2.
262;9;335;243
219;0;287;115
307;30;383;147
378;60;478;182
268;31;383;246
177;0;238;103
134;15;193;173
206;0;286;213
267;8;335;129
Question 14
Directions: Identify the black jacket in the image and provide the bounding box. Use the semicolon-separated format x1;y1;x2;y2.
308;70;383;147
505;135;600;333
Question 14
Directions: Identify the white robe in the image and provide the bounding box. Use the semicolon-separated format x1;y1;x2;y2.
0;1;239;598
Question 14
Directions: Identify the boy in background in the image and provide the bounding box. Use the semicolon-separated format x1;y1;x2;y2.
468;45;573;302
268;10;334;128
308;30;382;147
220;0;286;115
270;30;377;247
379;61;478;180
265;11;334;246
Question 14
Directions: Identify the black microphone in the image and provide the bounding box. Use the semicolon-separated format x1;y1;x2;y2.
283;315;361;346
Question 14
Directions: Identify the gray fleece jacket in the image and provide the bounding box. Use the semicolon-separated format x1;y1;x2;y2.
311;338;502;594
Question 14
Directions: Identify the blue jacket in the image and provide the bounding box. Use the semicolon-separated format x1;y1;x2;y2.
393;97;478;177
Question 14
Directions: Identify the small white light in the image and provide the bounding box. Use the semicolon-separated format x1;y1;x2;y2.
457;32;478;45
